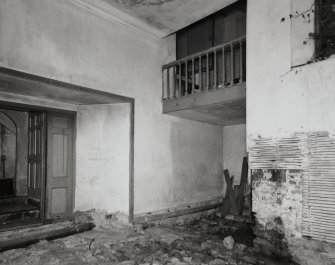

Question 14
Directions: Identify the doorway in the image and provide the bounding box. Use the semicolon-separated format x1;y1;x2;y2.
0;106;75;230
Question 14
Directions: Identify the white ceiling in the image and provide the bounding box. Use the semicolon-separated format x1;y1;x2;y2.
101;0;238;36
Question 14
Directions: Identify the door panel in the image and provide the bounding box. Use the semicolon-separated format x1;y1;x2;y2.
47;113;74;220
27;112;46;205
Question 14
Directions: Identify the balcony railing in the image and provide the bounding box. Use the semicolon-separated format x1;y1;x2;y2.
162;36;246;101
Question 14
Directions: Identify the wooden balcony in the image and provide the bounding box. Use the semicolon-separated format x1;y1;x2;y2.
162;36;246;126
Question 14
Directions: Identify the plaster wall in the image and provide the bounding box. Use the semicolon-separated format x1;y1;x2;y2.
247;0;335;262
0;0;224;215
247;0;335;139
76;104;130;214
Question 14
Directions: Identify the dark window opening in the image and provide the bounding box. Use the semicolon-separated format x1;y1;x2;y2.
176;0;246;60
315;0;335;59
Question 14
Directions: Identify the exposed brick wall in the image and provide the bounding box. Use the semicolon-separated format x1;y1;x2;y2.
251;169;303;257
251;169;335;264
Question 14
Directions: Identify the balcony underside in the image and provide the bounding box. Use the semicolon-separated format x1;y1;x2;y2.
162;83;245;126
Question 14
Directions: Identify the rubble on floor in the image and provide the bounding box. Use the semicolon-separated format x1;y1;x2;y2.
0;212;298;265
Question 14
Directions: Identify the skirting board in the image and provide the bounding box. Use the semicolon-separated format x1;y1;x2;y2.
133;197;223;224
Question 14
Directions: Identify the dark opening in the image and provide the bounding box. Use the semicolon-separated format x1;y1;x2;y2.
176;0;246;59
315;0;335;59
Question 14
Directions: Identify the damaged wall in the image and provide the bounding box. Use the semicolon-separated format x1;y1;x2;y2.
247;0;335;263
0;0;224;217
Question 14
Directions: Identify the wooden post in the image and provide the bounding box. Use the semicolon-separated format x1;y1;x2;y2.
185;61;188;95
192;58;195;93
224;169;238;215
179;62;182;97
214;51;217;89
239;41;243;83
199;56;202;91
206;54;209;91
162;68;165;100
222;47;225;87
230;44;234;86
173;65;177;98
166;68;170;99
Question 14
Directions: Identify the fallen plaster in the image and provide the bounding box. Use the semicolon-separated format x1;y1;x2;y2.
0;212;297;265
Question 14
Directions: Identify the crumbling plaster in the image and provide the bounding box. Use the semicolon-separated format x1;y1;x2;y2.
247;0;335;262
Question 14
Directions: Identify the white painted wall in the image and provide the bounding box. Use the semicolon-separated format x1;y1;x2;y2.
247;0;335;139
0;0;224;216
76;104;130;213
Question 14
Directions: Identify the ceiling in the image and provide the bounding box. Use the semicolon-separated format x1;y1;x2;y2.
101;0;238;36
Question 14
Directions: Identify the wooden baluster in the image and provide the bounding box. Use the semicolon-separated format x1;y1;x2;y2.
230;44;234;86
199;56;202;91
185;61;188;95
179;62;182;97
166;67;170;99
214;50;217;89
192;58;195;93
206;54;209;91
222;47;225;87
173;65;176;98
162;68;165;100
239;40;243;83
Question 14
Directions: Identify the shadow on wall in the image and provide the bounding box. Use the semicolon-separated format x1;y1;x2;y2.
169;120;223;204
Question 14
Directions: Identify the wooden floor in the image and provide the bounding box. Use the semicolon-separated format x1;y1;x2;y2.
0;202;38;215
0;197;41;232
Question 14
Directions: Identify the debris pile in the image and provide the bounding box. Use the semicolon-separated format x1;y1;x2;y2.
0;213;297;265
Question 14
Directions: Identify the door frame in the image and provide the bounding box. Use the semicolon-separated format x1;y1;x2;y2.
0;66;135;224
0;103;76;224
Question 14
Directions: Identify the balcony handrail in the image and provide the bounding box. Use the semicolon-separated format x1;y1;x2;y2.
162;35;246;101
162;35;246;70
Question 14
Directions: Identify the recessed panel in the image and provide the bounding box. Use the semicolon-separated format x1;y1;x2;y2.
52;134;68;177
52;117;68;129
51;188;67;215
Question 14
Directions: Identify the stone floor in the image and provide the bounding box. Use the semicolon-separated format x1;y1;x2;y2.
0;213;297;265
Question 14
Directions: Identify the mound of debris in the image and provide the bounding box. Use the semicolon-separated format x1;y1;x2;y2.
0;211;298;265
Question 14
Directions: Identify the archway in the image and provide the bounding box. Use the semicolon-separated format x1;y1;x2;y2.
0;112;17;197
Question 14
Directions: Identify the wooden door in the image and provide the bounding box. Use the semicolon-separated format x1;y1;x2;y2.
27;112;46;207
46;113;74;220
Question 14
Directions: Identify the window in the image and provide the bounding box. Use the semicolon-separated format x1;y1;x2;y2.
176;0;246;59
315;0;335;59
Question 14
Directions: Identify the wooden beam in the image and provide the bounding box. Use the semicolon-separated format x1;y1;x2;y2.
133;198;223;224
162;82;246;114
0;222;95;252
224;169;238;215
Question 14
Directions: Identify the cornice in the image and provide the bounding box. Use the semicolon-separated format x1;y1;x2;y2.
71;0;165;40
